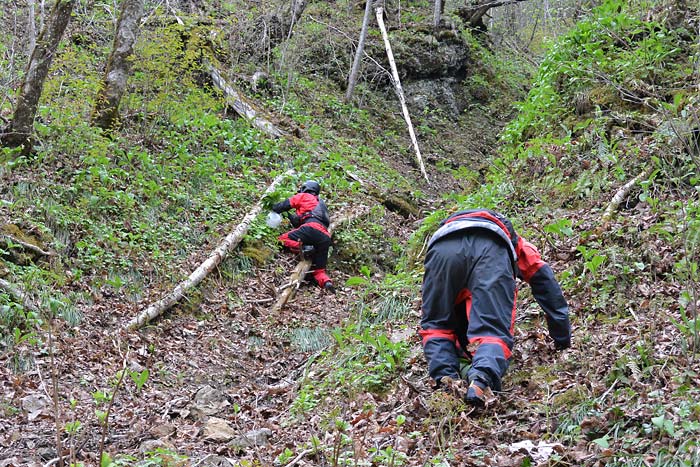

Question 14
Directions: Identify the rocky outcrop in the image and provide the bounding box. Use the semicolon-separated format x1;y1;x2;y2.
366;25;483;119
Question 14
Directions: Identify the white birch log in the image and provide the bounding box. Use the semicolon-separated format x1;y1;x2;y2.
375;6;429;182
601;168;650;224
270;207;368;314
126;170;293;330
208;65;287;139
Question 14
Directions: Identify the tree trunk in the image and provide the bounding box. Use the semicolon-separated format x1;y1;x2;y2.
91;0;145;131
455;0;529;32
345;0;374;101
1;0;76;152
286;0;306;39
27;0;37;53
375;6;429;182
433;0;444;28
125;170;293;330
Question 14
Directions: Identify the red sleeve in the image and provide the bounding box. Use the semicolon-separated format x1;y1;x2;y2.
516;237;546;282
289;193;319;215
515;236;571;347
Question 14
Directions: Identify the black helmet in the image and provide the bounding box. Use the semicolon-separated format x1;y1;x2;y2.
298;180;321;195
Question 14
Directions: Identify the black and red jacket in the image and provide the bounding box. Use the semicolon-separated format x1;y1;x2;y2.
272;193;330;234
427;209;571;348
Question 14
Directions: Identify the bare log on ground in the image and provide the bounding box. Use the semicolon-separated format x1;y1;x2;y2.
375;7;429;182
126;170;293;330
0;278;40;313
270;207;368;314
208;65;286;139
601;168;651;224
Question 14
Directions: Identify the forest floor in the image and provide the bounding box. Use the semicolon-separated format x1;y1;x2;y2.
0;173;656;467
0;218;579;467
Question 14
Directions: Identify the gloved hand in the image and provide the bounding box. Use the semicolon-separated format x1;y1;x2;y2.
289;214;300;228
301;245;316;258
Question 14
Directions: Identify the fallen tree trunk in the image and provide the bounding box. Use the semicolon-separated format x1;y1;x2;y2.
126;170;293;330
455;0;529;31
346;170;419;218
208;65;287;139
375;6;429;182
270;207;368;314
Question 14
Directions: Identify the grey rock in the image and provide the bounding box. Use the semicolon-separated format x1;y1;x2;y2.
228;428;273;450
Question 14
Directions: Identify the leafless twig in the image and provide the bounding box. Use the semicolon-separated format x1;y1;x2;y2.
97;346;130;464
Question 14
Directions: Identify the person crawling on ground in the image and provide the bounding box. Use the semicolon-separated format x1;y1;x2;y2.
272;180;335;293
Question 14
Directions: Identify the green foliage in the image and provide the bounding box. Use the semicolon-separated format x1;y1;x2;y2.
1;0;698;464
670;199;700;354
105;448;188;467
0;295;40;348
368;445;408;466
3;81;285;305
129;369;150;393
326;324;410;393
288;326;332;352
275;447;295;465
576;245;607;278
544;218;574;238
459;27;533;102
501;0;685;145
285;321;411;433
368;294;413;323
290;384;320;420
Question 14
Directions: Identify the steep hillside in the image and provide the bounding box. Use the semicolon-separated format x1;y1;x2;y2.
1;0;699;466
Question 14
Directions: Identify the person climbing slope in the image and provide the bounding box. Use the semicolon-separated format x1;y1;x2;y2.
272;180;335;293
419;208;571;407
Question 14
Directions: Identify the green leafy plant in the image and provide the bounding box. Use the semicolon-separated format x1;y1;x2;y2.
105;448;188;467
650;413;676;438
290;384;320;420
368;445;408;466
275;447;295;465
577;245;607;278
129;369;150;393
544;218;574;238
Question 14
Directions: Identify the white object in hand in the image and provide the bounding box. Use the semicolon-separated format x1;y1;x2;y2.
266;211;282;228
